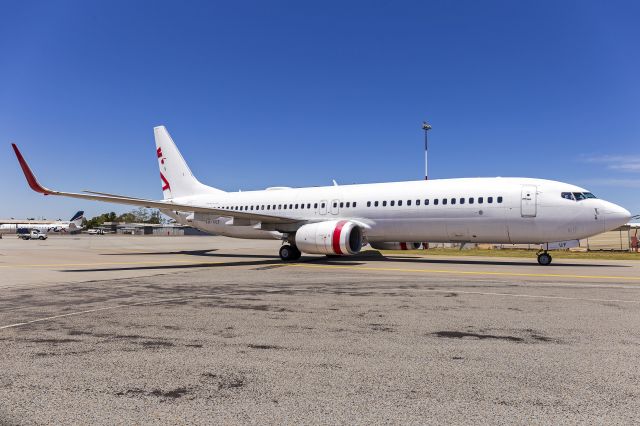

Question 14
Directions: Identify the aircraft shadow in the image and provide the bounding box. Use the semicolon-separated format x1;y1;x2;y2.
81;250;626;271
100;249;275;260
61;258;282;273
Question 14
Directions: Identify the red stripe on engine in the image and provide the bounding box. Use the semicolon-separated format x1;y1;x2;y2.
400;242;407;250
332;220;348;255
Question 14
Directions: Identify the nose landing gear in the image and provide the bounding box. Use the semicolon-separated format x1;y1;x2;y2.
279;244;301;262
537;250;552;266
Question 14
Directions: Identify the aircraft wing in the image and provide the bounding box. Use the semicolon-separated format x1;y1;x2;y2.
11;144;299;225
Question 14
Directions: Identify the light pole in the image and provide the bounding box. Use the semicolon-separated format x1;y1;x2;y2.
422;121;431;180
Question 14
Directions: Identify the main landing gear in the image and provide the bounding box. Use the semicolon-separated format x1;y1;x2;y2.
537;251;552;266
279;244;301;262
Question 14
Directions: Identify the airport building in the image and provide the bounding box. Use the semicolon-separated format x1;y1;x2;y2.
97;222;208;236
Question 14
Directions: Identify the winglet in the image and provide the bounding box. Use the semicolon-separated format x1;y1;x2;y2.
11;143;53;195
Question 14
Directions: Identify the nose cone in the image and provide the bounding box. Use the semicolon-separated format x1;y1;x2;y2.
603;202;632;230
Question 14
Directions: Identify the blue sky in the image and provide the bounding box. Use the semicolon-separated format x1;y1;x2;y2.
1;0;638;220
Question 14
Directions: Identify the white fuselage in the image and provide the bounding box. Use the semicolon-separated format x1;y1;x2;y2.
165;177;630;245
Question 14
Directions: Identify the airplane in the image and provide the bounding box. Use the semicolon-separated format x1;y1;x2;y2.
11;126;631;265
0;211;84;237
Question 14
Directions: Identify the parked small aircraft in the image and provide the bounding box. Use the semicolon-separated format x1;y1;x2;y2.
0;211;84;237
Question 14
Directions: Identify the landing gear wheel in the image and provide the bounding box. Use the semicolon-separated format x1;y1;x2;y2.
537;252;552;266
279;245;301;262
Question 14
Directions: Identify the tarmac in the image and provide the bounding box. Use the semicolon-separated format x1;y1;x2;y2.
1;235;639;424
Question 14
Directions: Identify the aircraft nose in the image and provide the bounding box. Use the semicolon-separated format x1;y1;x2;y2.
604;203;632;230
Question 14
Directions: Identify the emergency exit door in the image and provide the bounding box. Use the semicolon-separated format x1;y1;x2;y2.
521;185;537;217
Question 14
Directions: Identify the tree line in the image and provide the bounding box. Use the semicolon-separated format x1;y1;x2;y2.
82;208;165;229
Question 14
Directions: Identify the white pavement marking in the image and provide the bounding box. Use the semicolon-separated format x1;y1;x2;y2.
0;296;190;330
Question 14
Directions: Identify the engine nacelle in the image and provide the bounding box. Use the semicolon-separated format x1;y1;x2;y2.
295;220;363;255
369;242;423;250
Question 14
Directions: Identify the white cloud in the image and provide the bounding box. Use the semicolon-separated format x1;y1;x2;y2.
583;155;640;173
579;178;640;188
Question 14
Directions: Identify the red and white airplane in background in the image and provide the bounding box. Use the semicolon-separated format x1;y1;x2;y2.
11;126;631;265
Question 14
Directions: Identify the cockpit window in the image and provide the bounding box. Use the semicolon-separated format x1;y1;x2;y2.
563;192;598;201
561;192;574;200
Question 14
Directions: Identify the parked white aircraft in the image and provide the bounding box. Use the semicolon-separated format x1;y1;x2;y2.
0;211;84;237
11;126;631;264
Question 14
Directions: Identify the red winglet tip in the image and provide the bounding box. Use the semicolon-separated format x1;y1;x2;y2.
11;144;51;195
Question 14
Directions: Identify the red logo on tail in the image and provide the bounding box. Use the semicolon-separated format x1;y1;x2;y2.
157;147;165;164
160;172;171;191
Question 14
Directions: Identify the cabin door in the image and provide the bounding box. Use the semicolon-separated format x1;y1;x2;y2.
521;185;537;217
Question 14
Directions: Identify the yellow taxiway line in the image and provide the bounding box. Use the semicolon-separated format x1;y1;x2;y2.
286;263;640;281
0;258;638;282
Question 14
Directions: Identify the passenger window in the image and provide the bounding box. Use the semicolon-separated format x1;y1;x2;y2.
295;204;298;209
283;205;287;210
425;199;429;205
267;205;270;210
407;200;412;206
416;199;421;206
451;198;456;205
390;200;395;207
289;204;293;209
314;203;318;208
374;201;379;207
398;200;403;206
367;201;371;207
353;202;357;207
346;202;350;208
434;199;438;205
321;203;325;208
340;202;344;208
307;203;311;208
478;197;484;204
497;196;503;203
460;198;465;204
278;205;281;209
488;197;493;203
300;204;304;209
469;197;474;204
442;199;447;205
383;201;387;207
333;202;337;208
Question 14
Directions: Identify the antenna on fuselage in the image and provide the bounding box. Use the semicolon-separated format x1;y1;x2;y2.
422;121;432;180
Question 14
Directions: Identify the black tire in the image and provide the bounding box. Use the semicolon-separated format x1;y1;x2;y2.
279;245;298;262
537;253;552;266
291;246;302;260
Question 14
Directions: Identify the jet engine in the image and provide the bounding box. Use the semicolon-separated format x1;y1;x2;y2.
369;242;423;250
295;220;363;255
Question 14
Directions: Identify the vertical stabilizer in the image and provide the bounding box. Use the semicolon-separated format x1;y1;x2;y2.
69;211;84;226
154;126;224;199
